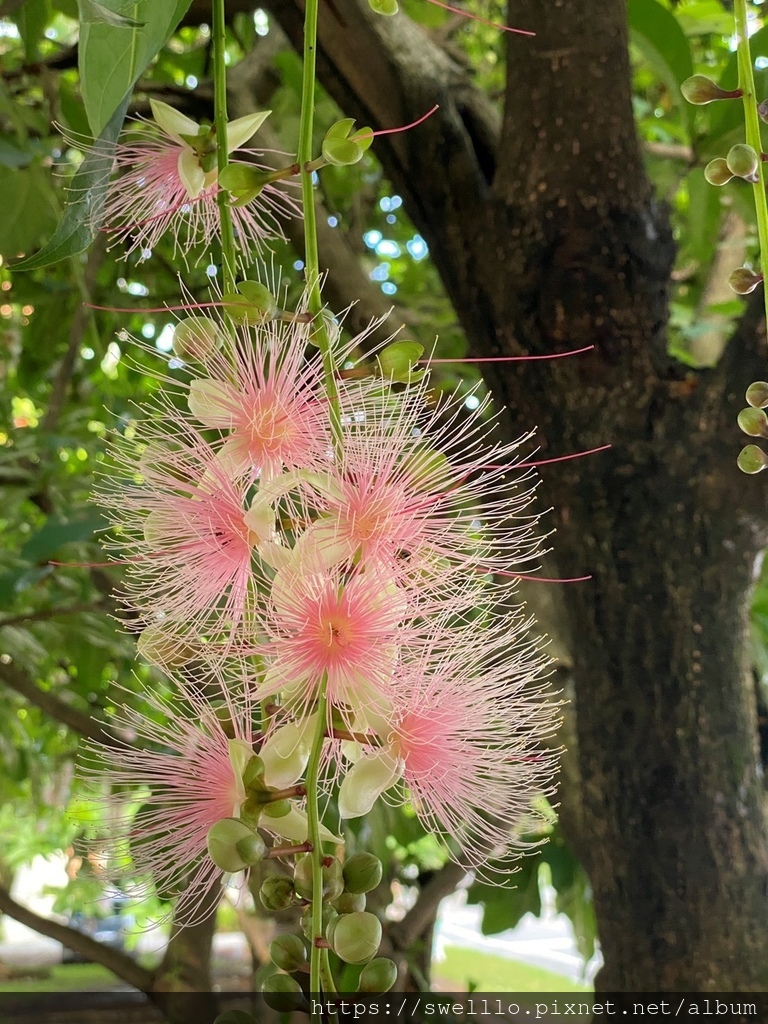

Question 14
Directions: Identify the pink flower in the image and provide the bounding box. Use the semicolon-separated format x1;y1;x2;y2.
81;683;256;925
96;101;298;260
259;563;409;717
338;612;558;873
99;416;266;642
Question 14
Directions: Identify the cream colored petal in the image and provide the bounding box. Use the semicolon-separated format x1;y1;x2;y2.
338;749;403;819
292;520;355;573
260;803;342;844
260;714;318;789
227;739;252;813
225;110;272;152
177;148;206;199
188;378;238;428
150;98;200;141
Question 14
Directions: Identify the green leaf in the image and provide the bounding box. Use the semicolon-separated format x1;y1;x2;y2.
20;513;104;564
12;0;52;62
79;0;193;136
78;0;146;28
0;135;34;169
675;1;733;37
0;165;57;260
628;0;694;132
14;96;129;270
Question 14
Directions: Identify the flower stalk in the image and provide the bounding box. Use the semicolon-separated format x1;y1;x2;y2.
212;0;237;294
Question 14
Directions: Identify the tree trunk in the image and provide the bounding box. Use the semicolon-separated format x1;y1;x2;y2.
269;0;768;989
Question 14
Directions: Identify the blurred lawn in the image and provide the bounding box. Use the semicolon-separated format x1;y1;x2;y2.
434;946;592;992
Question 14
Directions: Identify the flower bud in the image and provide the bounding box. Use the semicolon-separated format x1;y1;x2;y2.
738;407;768;438
301;903;338;941
703;158;733;187
172;316;224;361
294;854;344;901
681;75;741;105
738;444;768;474
334;892;366;914
369;0;399;13
269;933;307;972
262;972;304;1012
293;853;314;901
235;832;267;866
331;911;382;964
359;957;398;993
342;853;383;895
260;875;296;911
218;164;269;205
746;381;768;409
376;340;427;383
729;267;764;295
206;818;259;872
726;144;759;181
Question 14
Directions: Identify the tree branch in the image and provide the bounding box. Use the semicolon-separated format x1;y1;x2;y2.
388;862;467;952
0;886;154;993
0;661;118;747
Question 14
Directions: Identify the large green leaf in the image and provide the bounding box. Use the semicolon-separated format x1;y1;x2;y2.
628;0;694;133
0;164;57;260
14;95;129;270
78;0;193;136
20;512;104;564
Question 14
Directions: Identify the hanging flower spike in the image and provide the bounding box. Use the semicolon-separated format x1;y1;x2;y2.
338;610;558;873
98;100;298;261
98;413;271;647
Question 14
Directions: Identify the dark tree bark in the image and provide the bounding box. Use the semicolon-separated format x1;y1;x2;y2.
268;0;768;990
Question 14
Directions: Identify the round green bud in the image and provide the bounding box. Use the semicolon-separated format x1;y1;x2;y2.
269;933;307;972
738;407;768;438
300;904;338;941
369;0;399;14
206;818;258;872
260;875;296;911
746;381;768;409
681;75;740;105
172;316;224;361
334;891;366;914
359;957;398;993
262;972;304;1012
703;158;733;187
331;911;382;964
242;755;266;791
342;852;383;894
294;855;344;901
726;144;759;180
235;833;267;866
729;267;763;295
738;444;768;474
293;853;314;901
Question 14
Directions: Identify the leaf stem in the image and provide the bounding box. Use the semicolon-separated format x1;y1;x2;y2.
212;0;237;294
735;0;768;332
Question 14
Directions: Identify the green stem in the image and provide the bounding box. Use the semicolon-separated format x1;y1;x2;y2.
736;0;768;330
297;0;342;446
212;0;237;294
305;687;329;1004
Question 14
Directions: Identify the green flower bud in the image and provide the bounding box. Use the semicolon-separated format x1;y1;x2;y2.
206;818;258;872
218;164;269;204
342;852;383;894
726;144;759;181
301;903;338;941
681;75;742;105
269;933;307;972
729;267;764;295
235;832;267;866
242;754;266;791
331;911;382;964
172;316;225;361
260;875;297;911
738;407;768;438
746;381;768;409
376;340;427;383
738;444;768;474
294;855;344;901
359;957;398;993
294;853;314;901
369;0;399;13
334;892;366;914
262;972;304;1012
703;158;733;187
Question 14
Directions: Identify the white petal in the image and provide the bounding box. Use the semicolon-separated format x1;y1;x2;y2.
292;520;355;573
225;110;272;152
150;98;200;141
338;750;403;819
178;148;206;199
261;803;342;844
260;714;318;789
227;739;252;812
188;378;238;428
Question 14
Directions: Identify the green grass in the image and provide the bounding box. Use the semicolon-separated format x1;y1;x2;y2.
434;945;592;992
0;963;117;993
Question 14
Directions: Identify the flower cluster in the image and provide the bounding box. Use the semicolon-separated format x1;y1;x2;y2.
88;296;559;920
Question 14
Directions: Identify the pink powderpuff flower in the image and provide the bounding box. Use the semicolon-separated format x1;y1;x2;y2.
259;562;409;719
285;376;545;587
80;682;257;925
337;609;558;874
181;312;334;485
99;414;267;644
96;100;299;261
